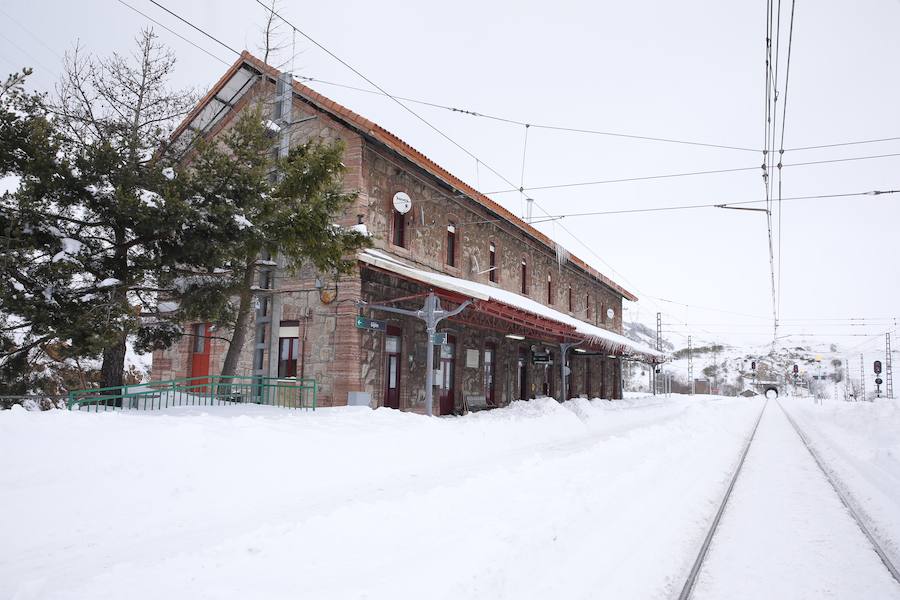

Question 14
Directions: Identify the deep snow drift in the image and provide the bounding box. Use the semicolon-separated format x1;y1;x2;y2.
2;395;760;599
2;395;898;599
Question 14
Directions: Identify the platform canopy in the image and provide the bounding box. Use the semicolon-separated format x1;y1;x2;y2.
359;249;666;363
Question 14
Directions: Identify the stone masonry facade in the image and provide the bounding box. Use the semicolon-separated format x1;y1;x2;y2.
152;52;633;410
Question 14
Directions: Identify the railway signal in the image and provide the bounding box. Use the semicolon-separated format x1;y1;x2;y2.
874;360;882;375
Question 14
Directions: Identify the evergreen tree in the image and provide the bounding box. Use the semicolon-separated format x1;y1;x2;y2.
46;29;196;389
177;103;370;377
0;31;209;392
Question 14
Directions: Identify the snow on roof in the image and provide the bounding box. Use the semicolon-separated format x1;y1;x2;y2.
359;249;666;362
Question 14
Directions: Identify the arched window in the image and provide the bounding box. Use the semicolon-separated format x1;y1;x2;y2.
547;273;553;305
488;242;497;283
520;258;528;295
392;209;405;248
446;222;456;266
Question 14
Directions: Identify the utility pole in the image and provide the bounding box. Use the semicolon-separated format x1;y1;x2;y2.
688;335;694;395
655;312;662;396
559;341;582;402
362;292;470;416
860;353;867;402
713;344;719;395
886;333;894;400
845;356;852;401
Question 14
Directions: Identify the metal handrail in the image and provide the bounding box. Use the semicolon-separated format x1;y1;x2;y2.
67;375;317;412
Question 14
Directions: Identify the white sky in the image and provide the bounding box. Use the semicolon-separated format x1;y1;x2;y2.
3;0;898;359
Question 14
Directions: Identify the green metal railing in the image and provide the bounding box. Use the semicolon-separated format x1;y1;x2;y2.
67;375;317;412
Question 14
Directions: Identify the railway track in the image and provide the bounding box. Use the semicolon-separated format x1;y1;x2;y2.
676;398;900;599
676;399;768;600
777;399;900;585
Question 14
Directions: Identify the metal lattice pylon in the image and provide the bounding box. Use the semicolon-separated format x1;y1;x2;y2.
655;312;662;396
860;353;867;402
845;356;852;401
886;333;894;400
688;335;694;395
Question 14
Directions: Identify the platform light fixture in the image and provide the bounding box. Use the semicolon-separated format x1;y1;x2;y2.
505;334;525;340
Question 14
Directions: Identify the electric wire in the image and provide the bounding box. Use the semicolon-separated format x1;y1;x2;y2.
124;0;895;353
776;0;798;331
524;189;898;222
147;0;241;56
115;0;233;67
484;152;900;195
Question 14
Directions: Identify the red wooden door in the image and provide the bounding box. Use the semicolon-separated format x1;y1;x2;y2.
384;327;401;409
190;323;211;387
438;335;456;415
484;342;496;406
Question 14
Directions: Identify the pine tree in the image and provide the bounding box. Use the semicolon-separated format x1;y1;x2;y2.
45;29;197;389
176;103;370;377
0;31;214;393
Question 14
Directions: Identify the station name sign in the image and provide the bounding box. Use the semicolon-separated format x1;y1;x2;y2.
355;315;387;332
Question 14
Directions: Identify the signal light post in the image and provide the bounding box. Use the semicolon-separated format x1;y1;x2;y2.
875;360;883;398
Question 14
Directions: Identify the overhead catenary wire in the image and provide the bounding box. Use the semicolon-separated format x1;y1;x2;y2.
147;0;241;57
762;0;779;345
252;0;680;325
115;0;233;67
776;0;798;330
124;0;895;349
290;75;900;155
484;151;900;195
524;189;899;222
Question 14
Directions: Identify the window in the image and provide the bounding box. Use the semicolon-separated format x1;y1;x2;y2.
586;295;592;320
192;323;206;353
568;287;573;312
489;242;497;283
547;273;553;305
392;209;405;247
520;259;528;295
278;337;299;378
446;222;456;267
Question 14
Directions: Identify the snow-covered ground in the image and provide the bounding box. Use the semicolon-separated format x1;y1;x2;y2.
693;400;900;599
781;397;900;569
2;395;762;599
2;395;898;599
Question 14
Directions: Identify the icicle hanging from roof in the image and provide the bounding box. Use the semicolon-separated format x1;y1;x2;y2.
555;242;569;271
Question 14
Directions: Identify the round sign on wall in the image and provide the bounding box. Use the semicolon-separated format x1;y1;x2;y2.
606;308;615;320
392;191;412;214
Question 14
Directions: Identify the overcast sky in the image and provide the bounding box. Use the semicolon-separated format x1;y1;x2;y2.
3;0;898;358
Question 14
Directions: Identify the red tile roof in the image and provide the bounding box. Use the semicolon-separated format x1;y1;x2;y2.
171;51;638;302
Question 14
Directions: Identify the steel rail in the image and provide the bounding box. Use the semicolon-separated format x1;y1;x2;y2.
777;400;900;585
677;400;768;600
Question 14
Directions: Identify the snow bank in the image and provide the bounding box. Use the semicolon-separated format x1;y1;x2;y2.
1;396;761;599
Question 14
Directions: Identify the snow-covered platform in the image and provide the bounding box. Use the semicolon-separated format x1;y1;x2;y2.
2;395;898;599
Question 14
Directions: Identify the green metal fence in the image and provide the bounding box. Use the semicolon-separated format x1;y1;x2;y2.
67;375;317;412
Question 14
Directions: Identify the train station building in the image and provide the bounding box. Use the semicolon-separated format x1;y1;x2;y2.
150;52;665;413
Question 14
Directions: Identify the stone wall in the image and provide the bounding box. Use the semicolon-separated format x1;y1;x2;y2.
361;144;624;335
151;69;628;407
